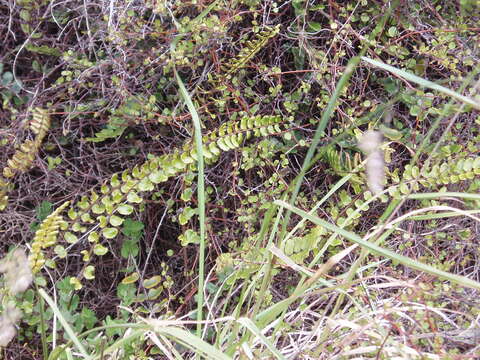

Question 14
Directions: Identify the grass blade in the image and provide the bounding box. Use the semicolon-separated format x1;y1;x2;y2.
237;317;286;360
274;200;480;291
361;56;480;110
175;70;206;339
38;289;91;359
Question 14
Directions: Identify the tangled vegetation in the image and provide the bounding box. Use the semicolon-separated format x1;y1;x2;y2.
1;0;480;358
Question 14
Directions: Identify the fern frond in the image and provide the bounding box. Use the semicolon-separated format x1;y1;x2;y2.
29;201;70;274
319;144;364;192
64;115;289;243
0;108;50;210
29;108;50;139
210;25;280;87
389;155;480;196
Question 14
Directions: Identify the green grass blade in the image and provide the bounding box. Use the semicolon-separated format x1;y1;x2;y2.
153;325;232;360
280;55;362;238
175;70;206;339
38;289;91;359
237;317;286;360
361;56;480;110
274;200;480;291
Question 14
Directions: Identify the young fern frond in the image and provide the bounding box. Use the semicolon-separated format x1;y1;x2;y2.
0;108;50;210
29;201;70;274
63;115;290;245
29;108;51;139
319;144;364;192
209;25;280;87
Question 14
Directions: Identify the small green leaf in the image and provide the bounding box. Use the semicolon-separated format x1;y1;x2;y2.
138;177;154;192
93;243;108;256
54;245;67;258
92;204;105;214
117;204;134;215
111;173;120;187
121;239;139;258
88;231;100;242
127;192;142;203
149;171;168;184
178;229;200;246
180;188;193;202
97;216;108;228
179;206;196;225
36;201;53;221
387;26;398;37
67;208;78;220
19;9;31;21
69;277;83;290
64;232;78;244
109;215;124;226
83;265;95;280
121;272;140;284
102;227;119;239
147;287;163;300
307;21;322;32
143;275;162;289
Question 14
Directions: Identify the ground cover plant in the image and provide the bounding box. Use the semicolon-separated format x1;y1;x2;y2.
1;0;480;358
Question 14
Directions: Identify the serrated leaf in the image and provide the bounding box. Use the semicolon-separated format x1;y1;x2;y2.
121;239;139;258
